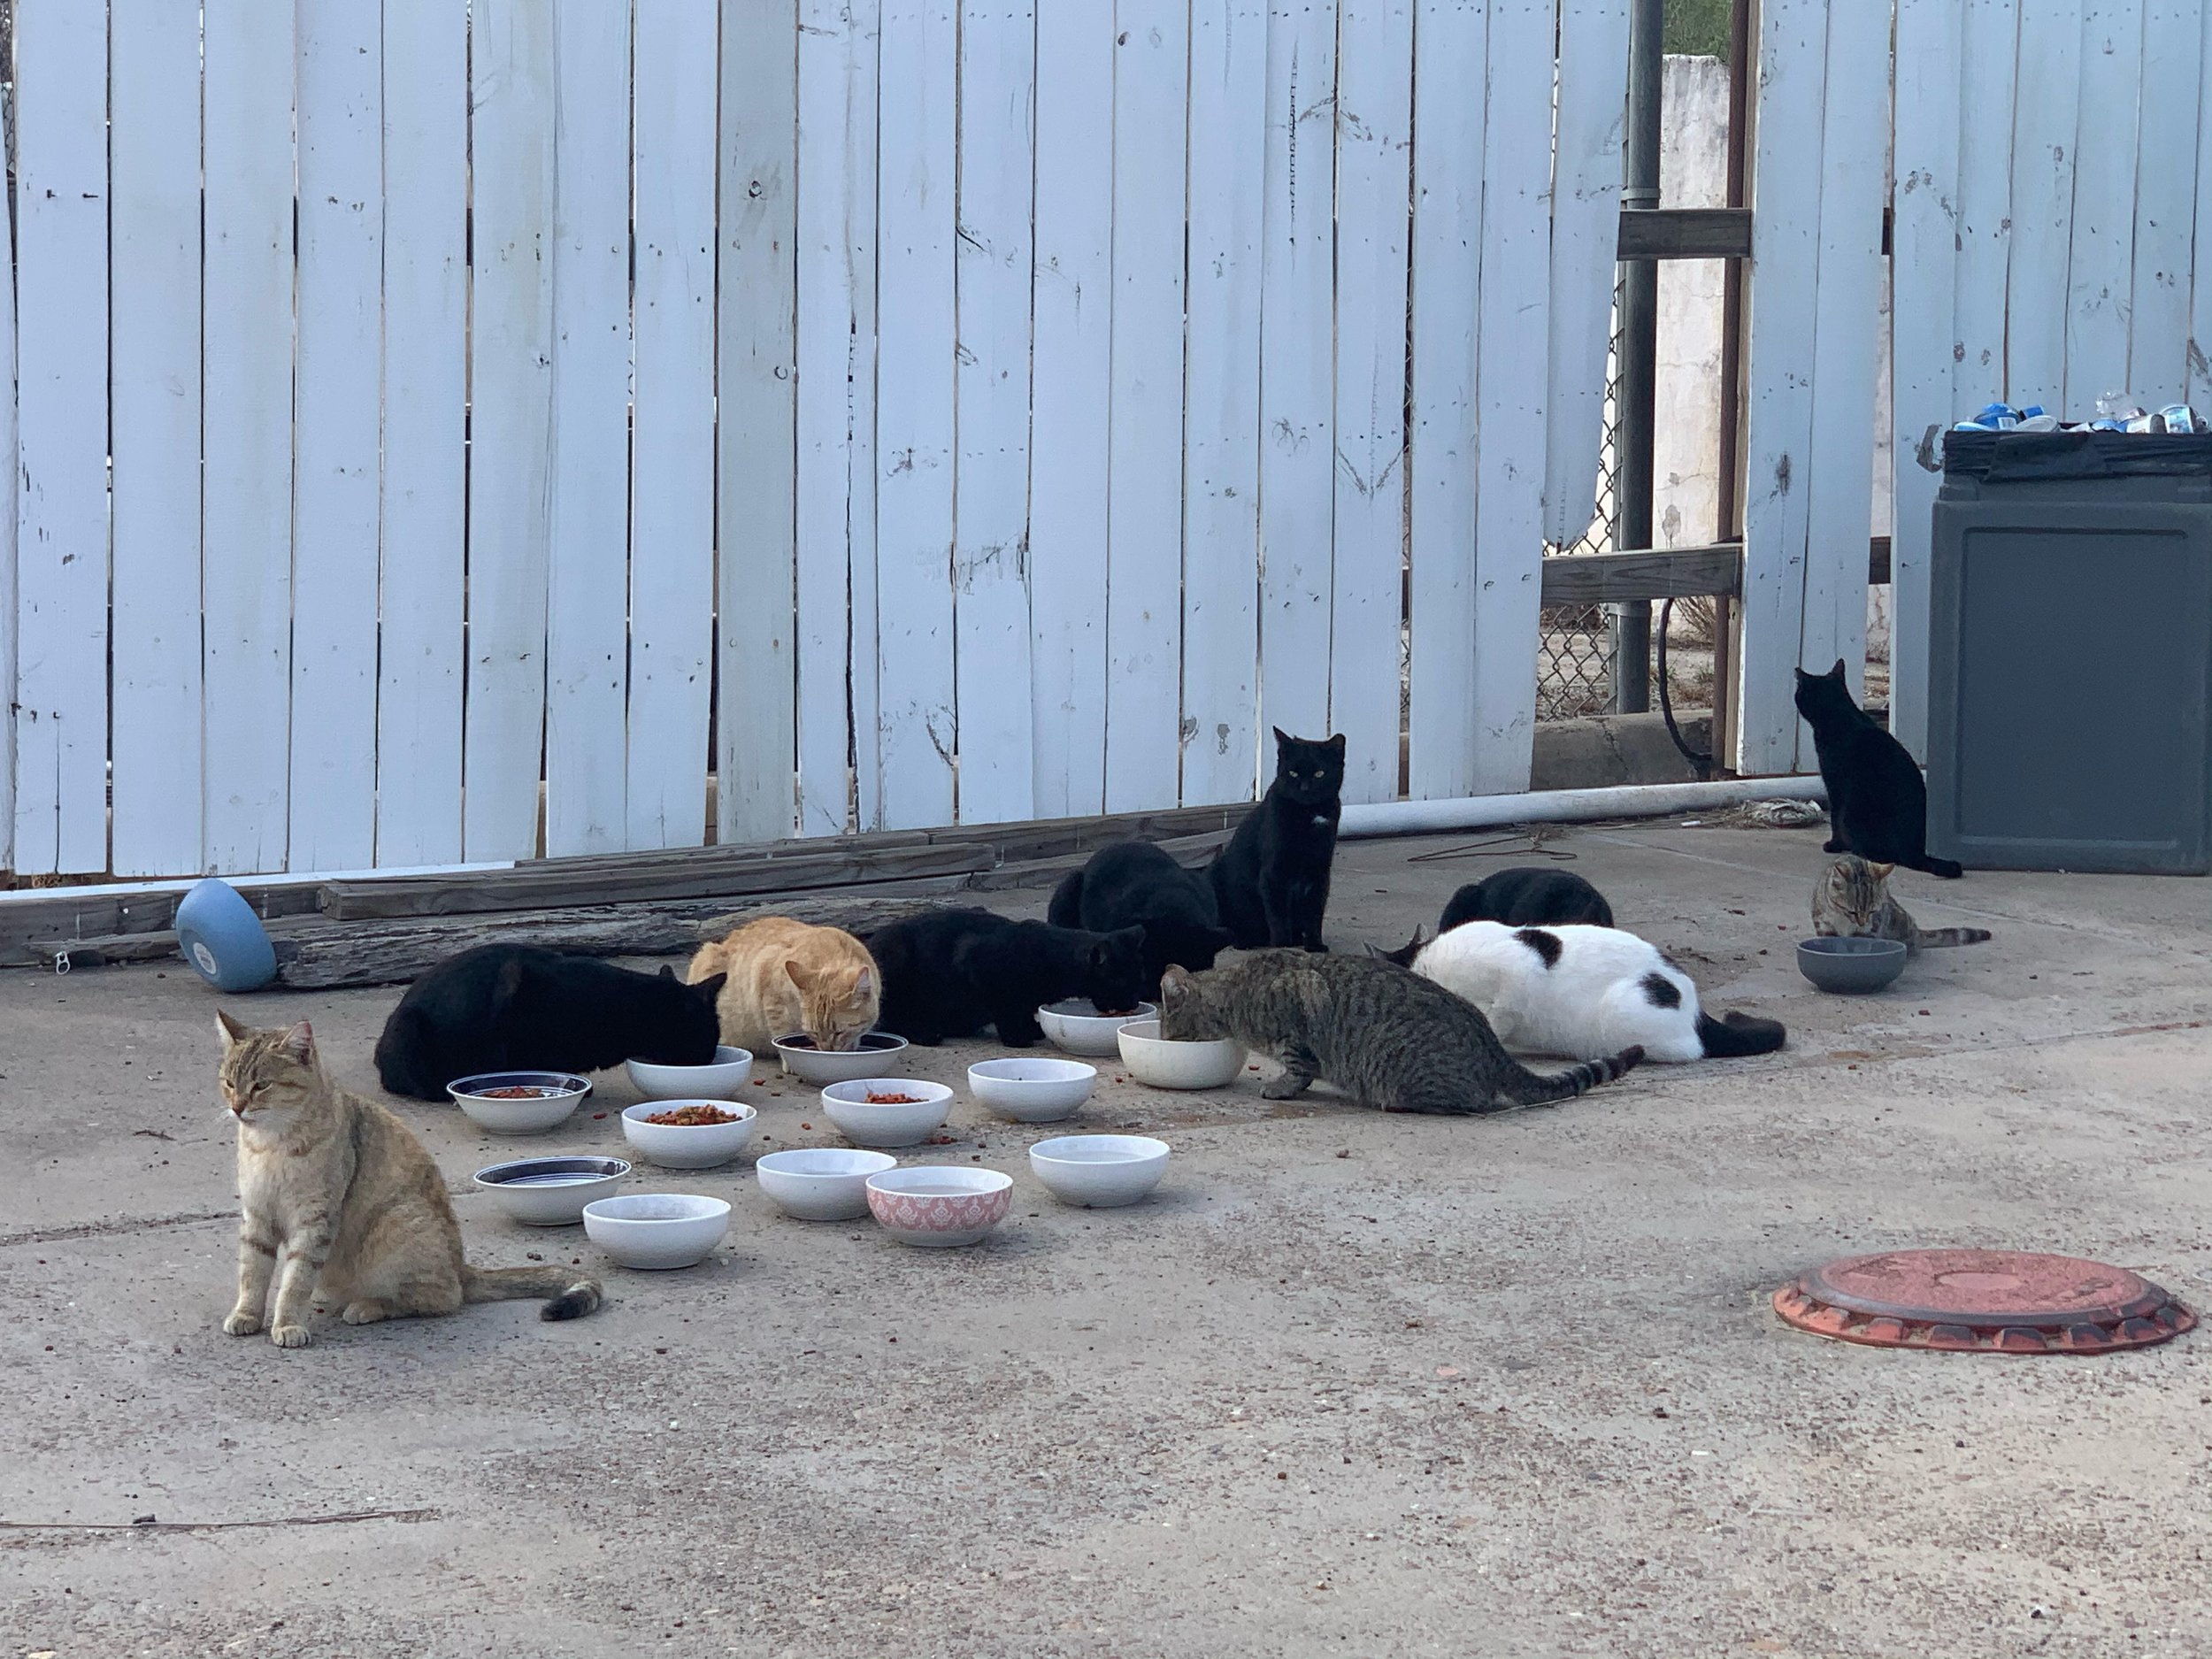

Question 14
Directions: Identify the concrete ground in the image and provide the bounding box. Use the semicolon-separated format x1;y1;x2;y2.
4;818;2210;1658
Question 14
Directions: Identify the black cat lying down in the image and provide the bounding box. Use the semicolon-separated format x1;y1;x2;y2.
375;944;724;1100
868;908;1149;1047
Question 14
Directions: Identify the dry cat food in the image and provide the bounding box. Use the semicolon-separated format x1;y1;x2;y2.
642;1104;741;1127
476;1086;557;1099
864;1091;924;1105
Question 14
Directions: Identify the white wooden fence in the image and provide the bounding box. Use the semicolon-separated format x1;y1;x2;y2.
15;0;2081;881
1887;0;2212;764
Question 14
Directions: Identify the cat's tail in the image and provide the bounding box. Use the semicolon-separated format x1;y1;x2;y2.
1908;854;1965;879
1695;1010;1788;1058
372;1008;446;1102
1912;925;1992;949
462;1264;603;1322
1505;1045;1645;1107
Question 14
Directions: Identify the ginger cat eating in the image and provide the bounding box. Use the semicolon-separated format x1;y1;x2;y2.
218;1012;600;1348
687;916;881;1052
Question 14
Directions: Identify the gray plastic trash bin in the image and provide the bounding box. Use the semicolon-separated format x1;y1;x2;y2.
1925;430;2212;874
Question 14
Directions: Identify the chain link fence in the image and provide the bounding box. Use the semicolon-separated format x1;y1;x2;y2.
1537;295;1623;720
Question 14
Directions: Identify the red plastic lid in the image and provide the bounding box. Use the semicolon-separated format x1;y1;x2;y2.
1773;1248;2194;1353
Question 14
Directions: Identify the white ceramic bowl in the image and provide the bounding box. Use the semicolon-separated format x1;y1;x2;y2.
772;1030;912;1085
967;1056;1097;1123
756;1147;900;1221
447;1071;593;1134
864;1166;1014;1248
625;1045;754;1100
472;1156;632;1226
819;1079;955;1148
619;1100;760;1169
1036;999;1156;1057
1115;1019;1248;1090
581;1193;732;1270
1028;1134;1171;1209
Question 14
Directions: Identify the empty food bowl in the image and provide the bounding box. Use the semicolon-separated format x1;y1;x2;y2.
1115;1019;1247;1090
446;1071;594;1134
819;1079;955;1148
1797;936;1909;994
472;1156;632;1226
619;1100;760;1169
772;1030;912;1085
581;1193;732;1270
625;1045;754;1100
966;1056;1097;1123
755;1147;900;1221
864;1166;1014;1248
1027;1134;1171;1209
1036;999;1156;1056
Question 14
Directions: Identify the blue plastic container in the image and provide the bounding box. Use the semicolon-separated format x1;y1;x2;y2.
173;878;278;992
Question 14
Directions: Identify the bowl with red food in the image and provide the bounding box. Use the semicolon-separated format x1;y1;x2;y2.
818;1079;955;1148
618;1099;761;1170
447;1071;594;1134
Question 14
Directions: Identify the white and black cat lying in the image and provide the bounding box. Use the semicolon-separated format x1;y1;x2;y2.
1382;920;1785;1063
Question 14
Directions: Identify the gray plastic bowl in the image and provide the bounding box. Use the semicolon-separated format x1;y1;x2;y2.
1797;936;1908;994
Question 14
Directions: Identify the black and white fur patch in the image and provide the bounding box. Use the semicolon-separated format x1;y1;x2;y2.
1640;971;1682;1010
1513;928;1562;968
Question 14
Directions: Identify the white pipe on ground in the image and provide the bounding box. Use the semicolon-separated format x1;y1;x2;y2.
1337;775;1826;840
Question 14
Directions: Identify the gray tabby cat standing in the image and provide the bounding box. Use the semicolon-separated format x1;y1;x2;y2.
1812;856;1992;955
1158;950;1642;1114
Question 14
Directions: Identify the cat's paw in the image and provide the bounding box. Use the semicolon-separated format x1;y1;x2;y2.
1259;1074;1310;1101
341;1301;389;1326
269;1322;314;1349
222;1310;263;1337
1822;838;1846;853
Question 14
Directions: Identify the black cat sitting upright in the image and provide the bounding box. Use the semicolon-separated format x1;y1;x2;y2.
373;944;726;1101
1794;659;1962;878
867;909;1149;1047
1048;842;1235;997
1209;728;1345;951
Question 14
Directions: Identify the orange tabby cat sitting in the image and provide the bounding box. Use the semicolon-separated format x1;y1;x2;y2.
687;916;881;1053
217;1012;600;1348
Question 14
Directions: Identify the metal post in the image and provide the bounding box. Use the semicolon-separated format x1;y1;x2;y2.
1609;0;1664;715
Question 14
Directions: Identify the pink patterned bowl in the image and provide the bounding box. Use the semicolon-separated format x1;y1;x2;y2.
864;1167;1015;1248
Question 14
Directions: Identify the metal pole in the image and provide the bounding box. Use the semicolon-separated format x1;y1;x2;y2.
1610;0;1664;715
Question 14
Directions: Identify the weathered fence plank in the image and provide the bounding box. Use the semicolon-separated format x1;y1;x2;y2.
952;0;1040;825
1104;0;1190;814
1331;0;1413;804
376;0;470;869
1026;4;1116;819
109;0;205;876
291;0;385;873
543;0;633;859
2065;0;2145;411
203;0;298;874
1179;0;1269;809
717;0;802;844
872;0;960;831
2006;0;2085;406
1407;0;1486;801
629;0;720;849
2127;0;2201;406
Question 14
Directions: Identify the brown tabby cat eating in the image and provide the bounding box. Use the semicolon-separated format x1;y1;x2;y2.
218;1012;600;1348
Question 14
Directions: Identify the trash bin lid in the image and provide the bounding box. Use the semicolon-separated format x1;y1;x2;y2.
1772;1248;2194;1353
1942;428;2212;480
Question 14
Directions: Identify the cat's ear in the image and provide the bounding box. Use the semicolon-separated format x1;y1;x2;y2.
1827;657;1847;680
692;972;728;1002
1870;862;1894;879
278;1020;315;1064
850;966;875;1001
1271;726;1290;747
1792;664;1812;683
1325;733;1346;754
1109;925;1147;951
1158;964;1195;1007
658;964;677;980
215;1009;250;1048
783;957;816;992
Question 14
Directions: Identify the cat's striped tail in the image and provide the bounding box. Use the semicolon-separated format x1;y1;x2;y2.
1913;926;1991;949
462;1263;603;1322
1506;1045;1645;1107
